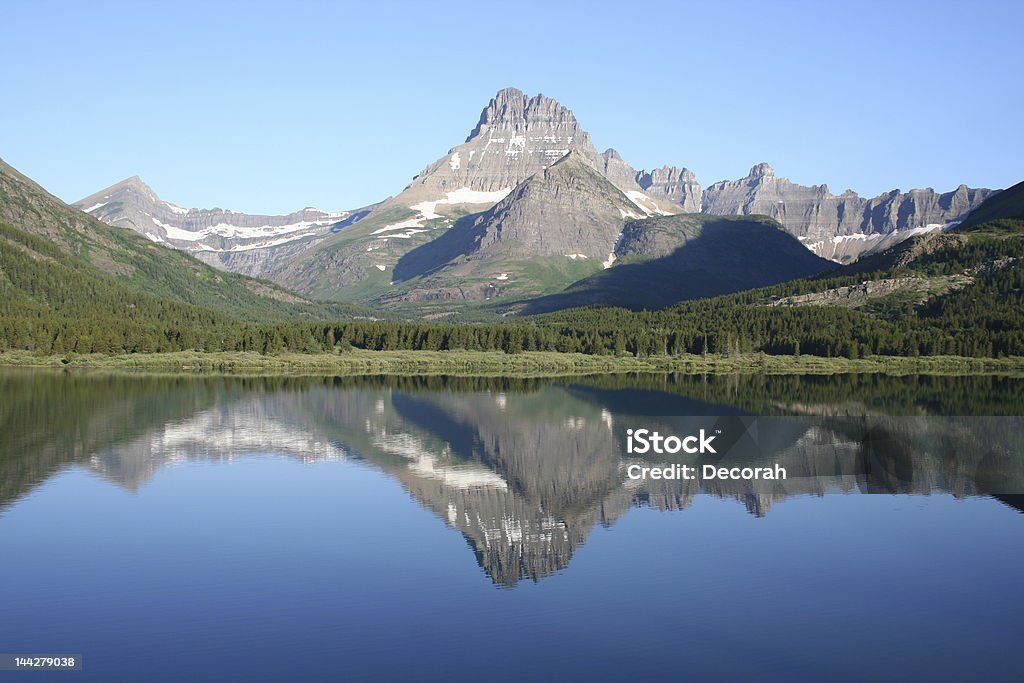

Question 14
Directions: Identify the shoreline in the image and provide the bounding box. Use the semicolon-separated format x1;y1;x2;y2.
2;349;1023;377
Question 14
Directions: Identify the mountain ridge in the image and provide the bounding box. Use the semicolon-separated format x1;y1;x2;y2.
700;163;994;262
66;86;999;310
74;175;375;278
0;156;363;322
381;151;645;305
518;213;834;313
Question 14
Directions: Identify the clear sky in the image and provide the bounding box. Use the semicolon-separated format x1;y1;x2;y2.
2;0;1021;214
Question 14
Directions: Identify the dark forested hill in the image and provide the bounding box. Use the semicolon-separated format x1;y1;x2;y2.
518;214;833;313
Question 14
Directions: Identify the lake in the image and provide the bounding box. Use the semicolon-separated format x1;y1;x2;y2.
1;370;1023;681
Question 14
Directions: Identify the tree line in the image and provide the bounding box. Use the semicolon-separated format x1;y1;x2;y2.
2;219;1022;359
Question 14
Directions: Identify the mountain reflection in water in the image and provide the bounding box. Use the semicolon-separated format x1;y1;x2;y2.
2;370;1023;587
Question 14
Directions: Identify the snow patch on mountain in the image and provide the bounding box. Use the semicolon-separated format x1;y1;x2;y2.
625;190;675;217
801;222;958;262
148;216;338;248
374;187;513;241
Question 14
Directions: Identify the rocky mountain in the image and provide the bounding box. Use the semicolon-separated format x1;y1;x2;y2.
598;149;643;194
403;87;602;199
388;157;834;310
394;88;672;208
382;152;648;304
636;165;703;212
73;176;373;278
267;88;679;301
700;163;995;263
72;86;997;308
955;179;1024;231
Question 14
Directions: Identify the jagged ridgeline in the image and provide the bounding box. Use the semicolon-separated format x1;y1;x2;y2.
75;87;995;316
74;175;377;278
537;182;1024;357
699;163;995;262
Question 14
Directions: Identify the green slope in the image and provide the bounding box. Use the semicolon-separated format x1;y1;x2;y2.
0;158;368;321
0;217;241;351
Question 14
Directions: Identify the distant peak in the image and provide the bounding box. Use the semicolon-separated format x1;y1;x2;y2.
112;175;157;194
748;163;775;179
602;148;623;161
650;165;698;180
75;174;161;208
493;86;527;100
466;87;581;142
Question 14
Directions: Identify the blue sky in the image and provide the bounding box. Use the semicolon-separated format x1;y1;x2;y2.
2;0;1021;213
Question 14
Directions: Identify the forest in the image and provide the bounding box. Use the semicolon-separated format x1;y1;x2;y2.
1;216;1022;360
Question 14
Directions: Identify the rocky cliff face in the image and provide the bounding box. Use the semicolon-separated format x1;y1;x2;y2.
599;149;642;192
700;163;995;263
73;87;998;299
458;152;640;260
636;165;703;213
271;90;678;301
372;88;678;212
402;88;603;200
381;152;647;303
73;177;372;277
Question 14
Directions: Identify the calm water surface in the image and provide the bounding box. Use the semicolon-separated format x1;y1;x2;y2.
1;371;1022;681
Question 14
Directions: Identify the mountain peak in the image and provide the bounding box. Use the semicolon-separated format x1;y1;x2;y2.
466;87;582;142
75;174;161;209
635;165;703;213
109;175;159;197
118;175;157;193
394;88;601;201
748;163;775;179
493;86;526;100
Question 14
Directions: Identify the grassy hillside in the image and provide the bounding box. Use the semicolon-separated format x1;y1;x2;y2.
0;158;369;321
0;217;242;352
